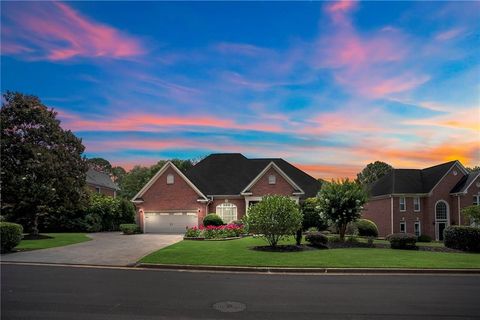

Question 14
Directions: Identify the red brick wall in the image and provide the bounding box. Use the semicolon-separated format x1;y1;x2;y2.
208;198;247;221
458;174;480;225
362;197;391;237
87;184;116;197
135;166;206;229
250;167;295;196
392;196;425;235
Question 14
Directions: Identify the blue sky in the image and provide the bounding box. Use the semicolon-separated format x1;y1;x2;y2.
1;1;479;178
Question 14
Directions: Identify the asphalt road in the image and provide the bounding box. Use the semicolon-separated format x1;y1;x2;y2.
2;264;480;320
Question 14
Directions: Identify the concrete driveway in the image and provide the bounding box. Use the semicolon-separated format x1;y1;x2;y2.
1;232;183;266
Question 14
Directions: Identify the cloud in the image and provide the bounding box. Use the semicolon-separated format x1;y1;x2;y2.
435;28;464;41
1;2;145;60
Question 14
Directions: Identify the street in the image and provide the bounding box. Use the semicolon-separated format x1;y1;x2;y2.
1;263;479;319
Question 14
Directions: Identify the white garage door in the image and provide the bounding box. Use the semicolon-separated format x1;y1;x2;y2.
144;212;198;234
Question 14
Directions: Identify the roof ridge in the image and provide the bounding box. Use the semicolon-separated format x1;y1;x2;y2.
421;160;457;171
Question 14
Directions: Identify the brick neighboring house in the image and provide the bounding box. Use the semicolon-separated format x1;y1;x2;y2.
132;153;321;233
86;168;120;198
363;160;480;240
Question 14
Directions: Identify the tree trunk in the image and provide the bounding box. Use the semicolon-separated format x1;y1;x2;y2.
339;223;347;241
295;229;302;246
31;214;39;237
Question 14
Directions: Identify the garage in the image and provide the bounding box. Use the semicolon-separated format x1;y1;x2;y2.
144;212;198;233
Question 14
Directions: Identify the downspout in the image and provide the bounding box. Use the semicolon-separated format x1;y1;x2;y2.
390;195;394;234
458;195;461;225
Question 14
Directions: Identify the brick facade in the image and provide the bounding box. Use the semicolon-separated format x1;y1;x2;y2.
87;184;116;197
250;167;296;197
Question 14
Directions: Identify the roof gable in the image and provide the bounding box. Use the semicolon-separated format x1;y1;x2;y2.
132;161;207;202
451;172;480;194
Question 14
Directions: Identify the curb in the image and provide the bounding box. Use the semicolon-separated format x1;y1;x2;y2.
136;263;480;274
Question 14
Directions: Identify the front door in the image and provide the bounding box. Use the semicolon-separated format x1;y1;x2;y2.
437;222;446;241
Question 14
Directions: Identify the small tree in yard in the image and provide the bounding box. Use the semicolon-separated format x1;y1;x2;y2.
317;179;367;241
245;195;302;247
462;205;480;227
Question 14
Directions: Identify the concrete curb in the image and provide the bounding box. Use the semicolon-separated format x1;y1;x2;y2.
136;263;480;274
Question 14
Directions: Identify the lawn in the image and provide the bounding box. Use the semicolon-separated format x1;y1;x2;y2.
140;236;480;269
15;233;91;251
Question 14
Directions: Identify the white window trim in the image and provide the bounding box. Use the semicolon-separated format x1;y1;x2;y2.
268;174;276;185
400;221;406;233
216;203;238;223
399;197;406;212
413;196;420;212
95;187;101;194
434;199;450;241
414;221;421;236
473;195;480;206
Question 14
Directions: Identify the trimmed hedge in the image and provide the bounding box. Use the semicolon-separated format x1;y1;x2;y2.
305;232;328;248
203;214;224;227
386;233;417;250
0;222;23;252
444;226;480;252
119;224;140;235
356;219;379;237
417;234;432;242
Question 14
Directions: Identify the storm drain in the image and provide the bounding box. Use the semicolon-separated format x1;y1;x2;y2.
213;301;246;313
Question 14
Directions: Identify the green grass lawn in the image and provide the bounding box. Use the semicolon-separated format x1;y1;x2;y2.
140;237;480;269
15;233;91;251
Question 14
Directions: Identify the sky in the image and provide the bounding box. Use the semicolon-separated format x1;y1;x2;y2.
1;1;479;179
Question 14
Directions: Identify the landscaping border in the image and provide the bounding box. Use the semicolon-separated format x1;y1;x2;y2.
136;263;480;274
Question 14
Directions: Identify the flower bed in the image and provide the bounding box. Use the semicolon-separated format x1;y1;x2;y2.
184;224;246;240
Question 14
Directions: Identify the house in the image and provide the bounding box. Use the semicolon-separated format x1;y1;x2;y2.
86;168;120;198
363;160;480;240
131;153;321;233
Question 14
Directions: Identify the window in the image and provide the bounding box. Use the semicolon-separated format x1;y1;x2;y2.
473;195;480;206
399;197;406;211
95;187;101;194
435;201;448;220
414;197;420;212
216;203;237;223
414;221;421;236
166;174;174;184
268;174;276;185
400;221;406;233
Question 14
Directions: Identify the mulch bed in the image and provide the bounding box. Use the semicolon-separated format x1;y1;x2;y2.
22;234;53;240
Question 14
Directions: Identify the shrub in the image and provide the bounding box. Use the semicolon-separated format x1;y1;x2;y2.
245;195;302;247
185;226;202;238
305;232;328;248
462;205;480;226
444;226;480;252
386;233;417;250
119;224;139;235
328;235;342;243
203;214;224;227
0;222;23;252
306;227;319;233
301;198;328;231
356;219;379;237
345;222;358;235
84;194;135;232
346;235;359;243
417;234;432;242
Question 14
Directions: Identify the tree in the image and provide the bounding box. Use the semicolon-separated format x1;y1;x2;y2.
462;205;480;226
466;166;480;173
111;166;126;184
1;92;88;236
316;179;367;240
87;157;112;173
244;195;302;247
357;161;393;186
301;197;328;231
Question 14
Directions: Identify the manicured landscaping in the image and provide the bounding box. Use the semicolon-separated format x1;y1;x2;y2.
141;236;480;269
14;233;91;251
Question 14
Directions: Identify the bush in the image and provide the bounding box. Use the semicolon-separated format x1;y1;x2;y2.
356;219;379;237
185;226;202;238
0;222;23;252
203;214;224;227
417;234;432;242
119;224;139;235
386;233;417;250
245;195;302;247
345;222;358;235
301;198;328;231
305;232;328;248
444;226;480;252
84;194;135;232
306;227;318;233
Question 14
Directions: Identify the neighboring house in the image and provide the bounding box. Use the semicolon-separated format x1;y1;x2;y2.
132;153;321;233
86;168;120;198
363;160;480;240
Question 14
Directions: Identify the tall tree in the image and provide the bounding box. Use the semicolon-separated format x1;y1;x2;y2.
466;166;480;173
1;92;87;236
87;157;112;173
111;166;126;183
357;161;393;186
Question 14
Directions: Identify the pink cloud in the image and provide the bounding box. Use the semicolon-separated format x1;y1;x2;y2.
435;28;464;41
326;0;357;13
2;2;145;60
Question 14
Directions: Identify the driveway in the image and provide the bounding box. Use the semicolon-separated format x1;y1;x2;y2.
1;232;182;266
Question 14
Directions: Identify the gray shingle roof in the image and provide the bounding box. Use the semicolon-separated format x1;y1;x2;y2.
86;168;120;190
369;161;459;197
185;153;321;198
451;172;480;194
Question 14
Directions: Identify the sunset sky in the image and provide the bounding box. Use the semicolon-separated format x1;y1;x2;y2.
1;1;479;179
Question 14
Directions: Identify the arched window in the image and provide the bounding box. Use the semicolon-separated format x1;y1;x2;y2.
167;174;174;184
216;203;237;223
435;201;448;220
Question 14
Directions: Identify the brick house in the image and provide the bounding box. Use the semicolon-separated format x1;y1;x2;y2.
363;160;480;240
131;153;321;233
86;168;120;198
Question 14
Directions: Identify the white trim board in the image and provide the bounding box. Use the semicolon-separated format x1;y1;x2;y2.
130;161;208;202
240;161;305;195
